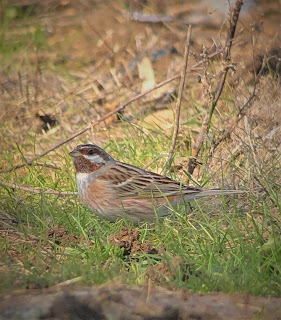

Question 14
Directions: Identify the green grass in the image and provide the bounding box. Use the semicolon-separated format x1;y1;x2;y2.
0;122;280;296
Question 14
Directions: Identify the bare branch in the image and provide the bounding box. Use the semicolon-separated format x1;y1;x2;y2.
0;75;181;174
0;181;77;197
211;50;267;155
165;25;192;172
187;0;243;175
1;47;235;175
211;92;256;153
190;48;223;71
0;163;61;174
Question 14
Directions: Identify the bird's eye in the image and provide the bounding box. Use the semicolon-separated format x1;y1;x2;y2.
88;149;94;155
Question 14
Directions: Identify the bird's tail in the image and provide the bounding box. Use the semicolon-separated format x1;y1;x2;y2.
193;188;244;200
181;188;244;202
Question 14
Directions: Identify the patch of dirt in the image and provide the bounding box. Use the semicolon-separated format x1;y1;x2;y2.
131;241;160;255
0;229;39;245
0;229;40;265
0;229;45;288
109;226;159;256
147;256;183;283
0;226;93;290
109;228;196;285
1;283;281;320
46;225;93;246
146;256;198;285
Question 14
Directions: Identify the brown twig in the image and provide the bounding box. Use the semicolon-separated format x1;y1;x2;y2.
190;48;223;71
165;25;192;172
1;47;235;175
0;163;61;174
211;49;267;155
187;0;243;175
0;75;181;174
84;20;115;55
0;209;15;221
0;181;77;197
52;276;83;288
211;92;256;154
253;175;275;205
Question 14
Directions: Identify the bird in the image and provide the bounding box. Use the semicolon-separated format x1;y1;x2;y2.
70;144;243;223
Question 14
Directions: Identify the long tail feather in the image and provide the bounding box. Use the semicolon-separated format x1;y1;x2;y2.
184;189;244;201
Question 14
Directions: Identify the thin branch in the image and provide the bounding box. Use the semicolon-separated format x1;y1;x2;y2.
0;162;60;174
52;276;83;288
0;181;77;197
253;175;275;205
211;50;267;155
1;48;235;175
165;25;192;172
0;209;15;221
190;48;223;71
207;0;242;128
211;92;256;153
0;75;180;174
187;0;243;175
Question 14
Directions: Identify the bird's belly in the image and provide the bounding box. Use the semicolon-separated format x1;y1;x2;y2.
76;174;184;222
77;177;122;221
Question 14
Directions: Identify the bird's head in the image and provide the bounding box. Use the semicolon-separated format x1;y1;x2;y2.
69;144;114;173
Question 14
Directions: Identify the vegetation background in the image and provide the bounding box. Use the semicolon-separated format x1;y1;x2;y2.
0;0;280;318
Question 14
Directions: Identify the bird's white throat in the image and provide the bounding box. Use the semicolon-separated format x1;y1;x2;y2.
76;172;91;195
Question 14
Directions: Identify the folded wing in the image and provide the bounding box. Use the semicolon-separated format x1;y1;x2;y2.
100;161;202;198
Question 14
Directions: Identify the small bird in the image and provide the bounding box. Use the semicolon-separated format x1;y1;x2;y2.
70;144;243;223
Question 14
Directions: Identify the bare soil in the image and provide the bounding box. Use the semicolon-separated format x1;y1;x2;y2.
1;283;281;320
109;226;159;256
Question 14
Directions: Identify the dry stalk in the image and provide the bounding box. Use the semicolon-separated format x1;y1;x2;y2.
211;92;256;154
211;52;268;155
0;163;61;174
253;175;275;205
190;48;223;71
0;181;77;197
52;276;83;288
0;75;181;174
18;71;24;98
1;43;236;175
187;0;243;175
0;209;15;221
165;25;192;172
243;116;275;204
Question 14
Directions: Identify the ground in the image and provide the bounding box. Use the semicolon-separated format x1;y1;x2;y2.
0;0;280;319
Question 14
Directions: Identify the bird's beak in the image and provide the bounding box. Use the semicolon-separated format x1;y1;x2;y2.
69;148;79;158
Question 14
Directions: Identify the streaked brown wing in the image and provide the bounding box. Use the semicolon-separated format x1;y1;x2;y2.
100;161;201;198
